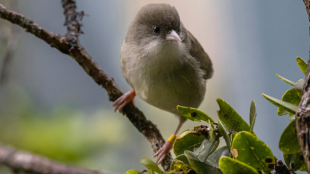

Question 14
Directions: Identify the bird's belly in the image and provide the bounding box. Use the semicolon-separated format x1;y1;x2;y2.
136;73;206;115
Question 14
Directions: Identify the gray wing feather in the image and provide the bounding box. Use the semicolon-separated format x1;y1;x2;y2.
187;31;213;80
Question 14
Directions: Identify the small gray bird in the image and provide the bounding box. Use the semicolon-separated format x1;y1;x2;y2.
113;3;213;164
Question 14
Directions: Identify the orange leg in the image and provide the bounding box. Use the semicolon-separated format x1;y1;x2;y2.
153;117;186;164
113;89;136;112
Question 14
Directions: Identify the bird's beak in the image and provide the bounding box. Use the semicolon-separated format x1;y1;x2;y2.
166;30;182;41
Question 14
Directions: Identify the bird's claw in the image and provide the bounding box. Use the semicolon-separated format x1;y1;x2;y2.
153;141;173;164
113;89;136;112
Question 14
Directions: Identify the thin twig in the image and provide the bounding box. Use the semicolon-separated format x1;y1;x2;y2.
0;2;172;171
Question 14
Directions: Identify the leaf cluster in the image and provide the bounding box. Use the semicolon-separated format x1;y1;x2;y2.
262;57;308;172
125;57;307;174
126;99;275;174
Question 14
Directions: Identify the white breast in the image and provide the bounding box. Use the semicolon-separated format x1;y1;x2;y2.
121;40;206;115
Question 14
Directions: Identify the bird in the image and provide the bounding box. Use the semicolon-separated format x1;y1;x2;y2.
113;3;213;165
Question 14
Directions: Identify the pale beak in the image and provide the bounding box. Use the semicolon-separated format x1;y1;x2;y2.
166;30;182;41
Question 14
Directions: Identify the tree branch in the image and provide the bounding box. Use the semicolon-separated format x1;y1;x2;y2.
0;142;105;174
0;2;172;172
296;0;310;173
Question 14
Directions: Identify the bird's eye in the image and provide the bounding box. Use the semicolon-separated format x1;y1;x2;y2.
153;26;160;34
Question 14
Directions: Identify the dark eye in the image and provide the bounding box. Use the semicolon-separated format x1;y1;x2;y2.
153;26;160;34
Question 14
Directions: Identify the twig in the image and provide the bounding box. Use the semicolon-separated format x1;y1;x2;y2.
0;143;104;174
296;0;310;173
274;157;293;174
0;2;172;171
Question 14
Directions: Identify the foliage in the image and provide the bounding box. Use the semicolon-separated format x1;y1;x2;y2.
0;90;128;165
126;99;278;174
262;57;307;171
125;57;307;174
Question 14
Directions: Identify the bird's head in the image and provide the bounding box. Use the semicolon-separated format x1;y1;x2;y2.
127;3;185;46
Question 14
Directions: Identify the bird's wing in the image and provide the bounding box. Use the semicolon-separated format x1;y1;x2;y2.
187;31;213;80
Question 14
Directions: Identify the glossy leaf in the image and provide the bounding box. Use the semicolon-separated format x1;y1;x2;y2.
194;137;219;162
176;105;214;123
249;100;257;133
279;120;300;154
176;154;190;165
125;170;140;174
262;93;298;114
283;152;305;171
218;121;231;152
184;150;222;174
232;131;275;173
219;156;258;174
277;89;301;116
173;131;206;156
296;57;308;76
217;98;250;132
276;74;295;86
140;157;163;174
207;146;230;168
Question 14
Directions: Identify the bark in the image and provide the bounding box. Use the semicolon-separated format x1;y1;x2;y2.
0;143;106;174
296;0;310;173
0;1;172;172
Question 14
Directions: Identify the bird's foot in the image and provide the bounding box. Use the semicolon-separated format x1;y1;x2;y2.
153;140;174;164
113;89;136;112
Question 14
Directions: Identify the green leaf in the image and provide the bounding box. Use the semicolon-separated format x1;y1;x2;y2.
289;113;295;121
217;98;250;132
262;93;298;114
176;106;214;123
296;89;302;98
279;120;300;154
231;131;275;173
170;154;190;171
173;131;206;156
194;138;220;162
276;74;295;86
125;170;140;174
207;146;230;168
218;121;231;153
184;150;223;174
283;152;305;171
170;154;192;173
231;132;237;143
209;120;215;141
277;89;301;116
295;79;305;91
140;157;163;174
175;154;190;165
299;164;307;171
296;57;308;76
249;100;257;133
219;156;258;174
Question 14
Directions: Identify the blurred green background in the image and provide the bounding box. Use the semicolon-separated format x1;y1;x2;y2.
0;0;308;173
